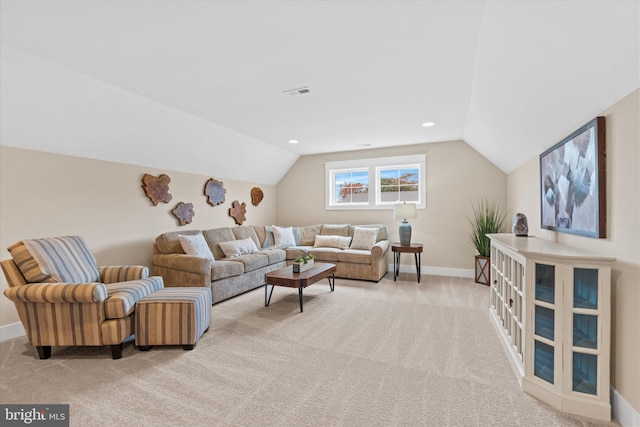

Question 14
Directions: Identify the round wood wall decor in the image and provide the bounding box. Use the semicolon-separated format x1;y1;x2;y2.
142;173;173;206
172;202;195;226
229;200;247;225
204;178;226;206
251;187;264;206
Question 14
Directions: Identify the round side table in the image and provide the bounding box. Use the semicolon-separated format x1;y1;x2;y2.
391;243;423;283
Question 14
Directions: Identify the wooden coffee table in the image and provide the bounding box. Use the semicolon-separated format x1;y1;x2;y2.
264;262;336;312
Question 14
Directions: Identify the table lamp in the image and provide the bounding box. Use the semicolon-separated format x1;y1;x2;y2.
393;202;417;245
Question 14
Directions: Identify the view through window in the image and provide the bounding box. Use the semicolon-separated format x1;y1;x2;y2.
326;155;425;210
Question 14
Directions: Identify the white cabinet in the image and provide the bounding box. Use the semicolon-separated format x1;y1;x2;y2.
488;234;615;422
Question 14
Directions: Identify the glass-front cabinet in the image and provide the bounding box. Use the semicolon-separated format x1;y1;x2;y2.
488;234;614;422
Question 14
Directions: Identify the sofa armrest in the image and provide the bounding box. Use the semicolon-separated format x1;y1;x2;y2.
371;240;390;258
152;253;212;287
4;282;108;304
99;266;149;283
152;253;211;273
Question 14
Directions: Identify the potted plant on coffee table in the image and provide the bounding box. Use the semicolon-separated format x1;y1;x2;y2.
467;199;507;285
293;254;315;273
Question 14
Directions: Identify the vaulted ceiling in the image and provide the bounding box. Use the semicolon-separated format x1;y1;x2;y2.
1;1;638;184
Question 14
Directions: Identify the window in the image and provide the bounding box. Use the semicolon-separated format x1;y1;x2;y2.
326;154;425;210
333;169;369;205
376;165;420;205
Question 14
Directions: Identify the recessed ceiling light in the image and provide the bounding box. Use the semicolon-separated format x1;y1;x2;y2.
422;122;435;127
289;140;299;144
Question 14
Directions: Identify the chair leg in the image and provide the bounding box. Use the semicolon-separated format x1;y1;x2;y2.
36;346;51;360
110;343;124;360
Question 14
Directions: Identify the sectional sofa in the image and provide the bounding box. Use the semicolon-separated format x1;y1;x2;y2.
152;224;390;304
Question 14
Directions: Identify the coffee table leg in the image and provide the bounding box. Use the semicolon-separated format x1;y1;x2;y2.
298;286;303;312
265;284;275;306
328;274;335;291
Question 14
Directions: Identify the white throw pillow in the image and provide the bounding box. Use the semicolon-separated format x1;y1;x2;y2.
314;235;352;250
179;233;214;261
219;238;259;258
272;225;296;248
350;227;378;250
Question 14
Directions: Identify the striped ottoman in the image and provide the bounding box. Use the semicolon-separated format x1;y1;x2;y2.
135;287;211;351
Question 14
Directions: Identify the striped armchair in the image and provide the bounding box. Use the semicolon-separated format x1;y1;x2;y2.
1;236;164;359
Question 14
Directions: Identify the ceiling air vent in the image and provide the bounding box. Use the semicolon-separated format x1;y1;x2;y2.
283;86;310;96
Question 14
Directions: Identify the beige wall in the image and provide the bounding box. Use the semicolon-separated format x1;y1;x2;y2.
507;89;640;412
277;140;507;271
0;146;277;327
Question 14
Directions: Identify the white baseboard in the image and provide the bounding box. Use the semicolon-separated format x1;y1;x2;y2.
389;263;474;279
612;387;640;427
0;322;25;342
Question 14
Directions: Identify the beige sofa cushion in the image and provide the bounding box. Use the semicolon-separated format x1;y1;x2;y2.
221;253;268;273
232;226;261;249
338;250;373;265
255;249;287;264
203;227;236;260
211;261;244;281
320;224;350;237
309;248;341;262
298;224;322;245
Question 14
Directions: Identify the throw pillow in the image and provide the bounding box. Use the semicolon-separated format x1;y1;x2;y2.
272;225;296;248
179;233;215;261
313;235;352;250
219;238;259;258
350;227;378;250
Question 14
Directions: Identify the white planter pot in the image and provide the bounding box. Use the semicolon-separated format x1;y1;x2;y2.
293;259;314;273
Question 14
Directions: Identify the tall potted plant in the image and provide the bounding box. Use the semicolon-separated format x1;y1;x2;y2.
468;199;507;285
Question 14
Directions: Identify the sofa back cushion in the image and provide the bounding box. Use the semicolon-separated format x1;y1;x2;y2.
8;236;100;284
298;224;322;246
202;227;236;260
231;226;261;249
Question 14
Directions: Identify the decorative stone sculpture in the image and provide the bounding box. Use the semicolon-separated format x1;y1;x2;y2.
229;200;247;225
250;187;264;206
204;178;226;206
512;213;529;236
141;173;172;206
172;202;195;226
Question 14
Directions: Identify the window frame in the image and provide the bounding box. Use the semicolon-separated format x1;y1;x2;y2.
325;154;426;210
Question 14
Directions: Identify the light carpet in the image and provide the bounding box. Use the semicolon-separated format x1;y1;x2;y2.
0;274;620;426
